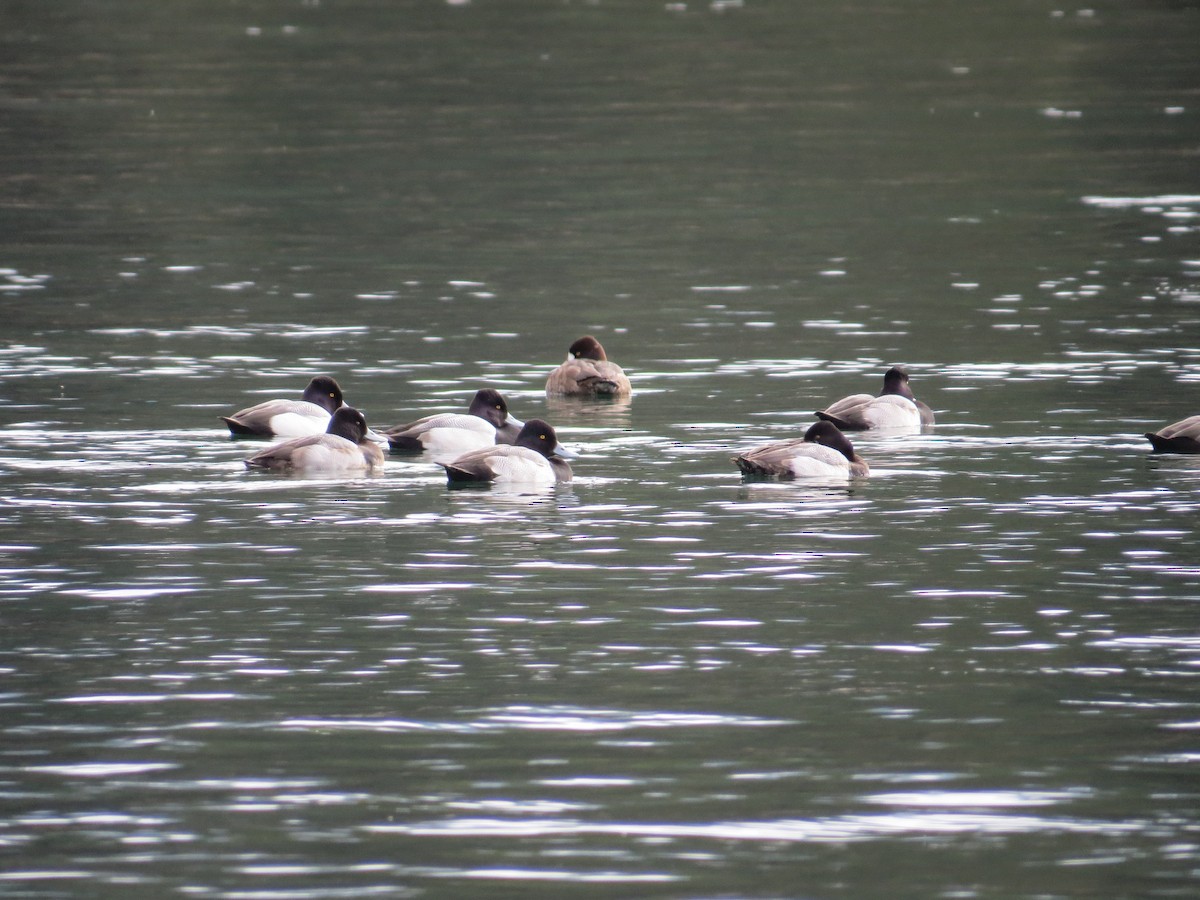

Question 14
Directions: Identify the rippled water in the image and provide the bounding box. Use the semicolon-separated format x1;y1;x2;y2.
4;0;1200;897
5;291;1200;897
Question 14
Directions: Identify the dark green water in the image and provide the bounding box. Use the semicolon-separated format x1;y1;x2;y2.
2;1;1199;897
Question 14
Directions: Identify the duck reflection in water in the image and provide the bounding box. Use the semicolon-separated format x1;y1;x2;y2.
544;393;633;430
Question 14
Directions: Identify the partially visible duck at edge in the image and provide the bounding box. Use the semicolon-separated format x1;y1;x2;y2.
244;406;385;474
1145;415;1200;454
221;375;345;438
815;366;934;431
733;420;870;480
384;388;524;455
545;335;632;398
442;419;575;485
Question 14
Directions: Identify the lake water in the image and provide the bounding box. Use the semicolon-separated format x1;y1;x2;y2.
2;1;1199;897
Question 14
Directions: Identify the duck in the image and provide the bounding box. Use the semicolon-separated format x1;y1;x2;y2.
244;406;385;474
545;335;632;398
221;375;345;438
442;419;575;484
733;420;870;480
815;367;934;430
383;388;524;455
1144;415;1200;454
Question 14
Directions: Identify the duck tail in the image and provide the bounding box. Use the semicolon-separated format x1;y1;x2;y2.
732;455;767;477
220;416;257;436
442;464;480;482
387;434;424;452
578;376;620;395
814;411;852;430
1143;432;1200;454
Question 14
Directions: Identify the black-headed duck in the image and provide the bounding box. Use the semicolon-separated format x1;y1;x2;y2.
734;420;869;480
244;406;384;474
442;419;574;484
815;367;934;431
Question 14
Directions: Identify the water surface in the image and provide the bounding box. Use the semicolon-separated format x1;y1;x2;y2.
2;1;1199;897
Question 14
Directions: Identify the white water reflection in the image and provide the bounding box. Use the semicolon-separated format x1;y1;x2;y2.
371;810;1138;843
279;706;790;735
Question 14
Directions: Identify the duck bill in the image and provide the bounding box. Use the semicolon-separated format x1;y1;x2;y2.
553;443;579;460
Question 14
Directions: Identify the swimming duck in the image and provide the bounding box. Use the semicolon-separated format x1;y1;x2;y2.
815;367;934;430
244;406;384;474
221;375;345;438
734;420;870;480
442;419;575;484
383;388;524;455
545;335;632;398
1144;415;1200;454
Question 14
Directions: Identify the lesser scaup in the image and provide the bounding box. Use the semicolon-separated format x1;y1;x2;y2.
244;406;384;474
815;367;934;430
383;388;524;455
734;420;870;480
442;419;575;484
221;375;345;438
545;335;632;398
